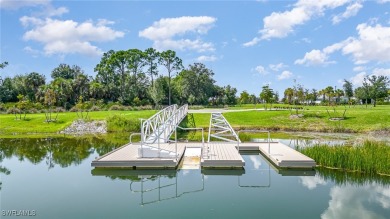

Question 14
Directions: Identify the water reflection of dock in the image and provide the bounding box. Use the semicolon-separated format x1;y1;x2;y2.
91;154;316;205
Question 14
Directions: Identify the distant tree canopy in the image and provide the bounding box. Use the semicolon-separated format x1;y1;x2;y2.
0;48;243;110
1;49;389;110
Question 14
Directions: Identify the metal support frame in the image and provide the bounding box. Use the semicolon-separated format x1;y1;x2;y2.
207;113;240;143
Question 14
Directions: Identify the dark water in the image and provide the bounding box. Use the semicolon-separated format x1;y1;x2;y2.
1;137;389;219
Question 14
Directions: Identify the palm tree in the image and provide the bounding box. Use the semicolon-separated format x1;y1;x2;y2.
318;89;326;102
335;89;344;104
324;86;334;103
284;87;294;104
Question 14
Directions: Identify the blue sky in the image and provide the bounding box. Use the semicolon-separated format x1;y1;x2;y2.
1;0;390;96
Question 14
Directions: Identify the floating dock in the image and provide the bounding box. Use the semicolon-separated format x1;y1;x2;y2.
91;105;316;170
92;142;245;169
238;142;316;169
92;141;315;169
201;143;245;168
91;143;186;168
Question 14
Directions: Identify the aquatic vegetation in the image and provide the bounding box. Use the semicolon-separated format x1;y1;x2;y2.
299;140;390;175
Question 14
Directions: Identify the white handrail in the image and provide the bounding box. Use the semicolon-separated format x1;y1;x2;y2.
138;104;188;158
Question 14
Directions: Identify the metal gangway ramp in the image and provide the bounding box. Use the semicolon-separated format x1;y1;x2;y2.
207;113;241;143
139;104;188;158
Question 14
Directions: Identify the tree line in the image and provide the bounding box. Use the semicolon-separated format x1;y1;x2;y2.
280;76;389;107
1;48;389;115
0;49;239;114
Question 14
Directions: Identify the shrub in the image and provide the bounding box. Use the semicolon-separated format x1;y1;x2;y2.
69;106;78;112
7;107;20;114
140;105;153;110
0;103;6;111
109;104;123;111
55;107;66;113
189;105;204;110
107;115;141;132
29;108;38;114
90;105;101;111
33;102;44;110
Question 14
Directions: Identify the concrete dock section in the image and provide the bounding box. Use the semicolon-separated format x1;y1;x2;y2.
201;143;245;168
91;143;186;169
238;142;316;169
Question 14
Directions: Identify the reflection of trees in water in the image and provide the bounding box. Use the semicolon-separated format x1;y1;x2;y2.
317;167;390;186
0;136;123;169
0;138;11;190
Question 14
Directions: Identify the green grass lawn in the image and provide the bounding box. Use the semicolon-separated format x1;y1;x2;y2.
0;110;156;135
188;105;390;133
0;105;388;136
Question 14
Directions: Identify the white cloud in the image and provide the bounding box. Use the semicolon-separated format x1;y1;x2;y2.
332;2;363;24
301;38;311;43
44;6;68;17
0;0;50;10
139;16;216;52
342;23;390;64
296;22;390;66
277;70;293;80
300;175;327;190
269;62;288;71
21;17;124;56
23;46;41;57
372;68;390;77
350;72;367;86
377;0;390;3
254;65;268;75
196;55;217;62
294;49;332;66
244;0;351;46
322;184;390;219
353;66;366;72
349;68;390;86
249;155;262;170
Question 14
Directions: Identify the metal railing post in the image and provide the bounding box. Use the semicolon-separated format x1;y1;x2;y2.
207;114;212;142
175;128;178;161
237;131;240;152
268;132;270;155
140;119;144;158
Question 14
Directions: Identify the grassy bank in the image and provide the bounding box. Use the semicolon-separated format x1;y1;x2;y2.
189;105;390;133
299;140;390;176
0;105;389;135
0;110;156;135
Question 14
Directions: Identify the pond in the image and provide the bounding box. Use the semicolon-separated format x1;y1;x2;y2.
1;136;389;219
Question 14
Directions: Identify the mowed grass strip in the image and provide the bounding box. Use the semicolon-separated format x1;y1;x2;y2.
0;110;156;134
0;105;389;134
188;105;390;133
